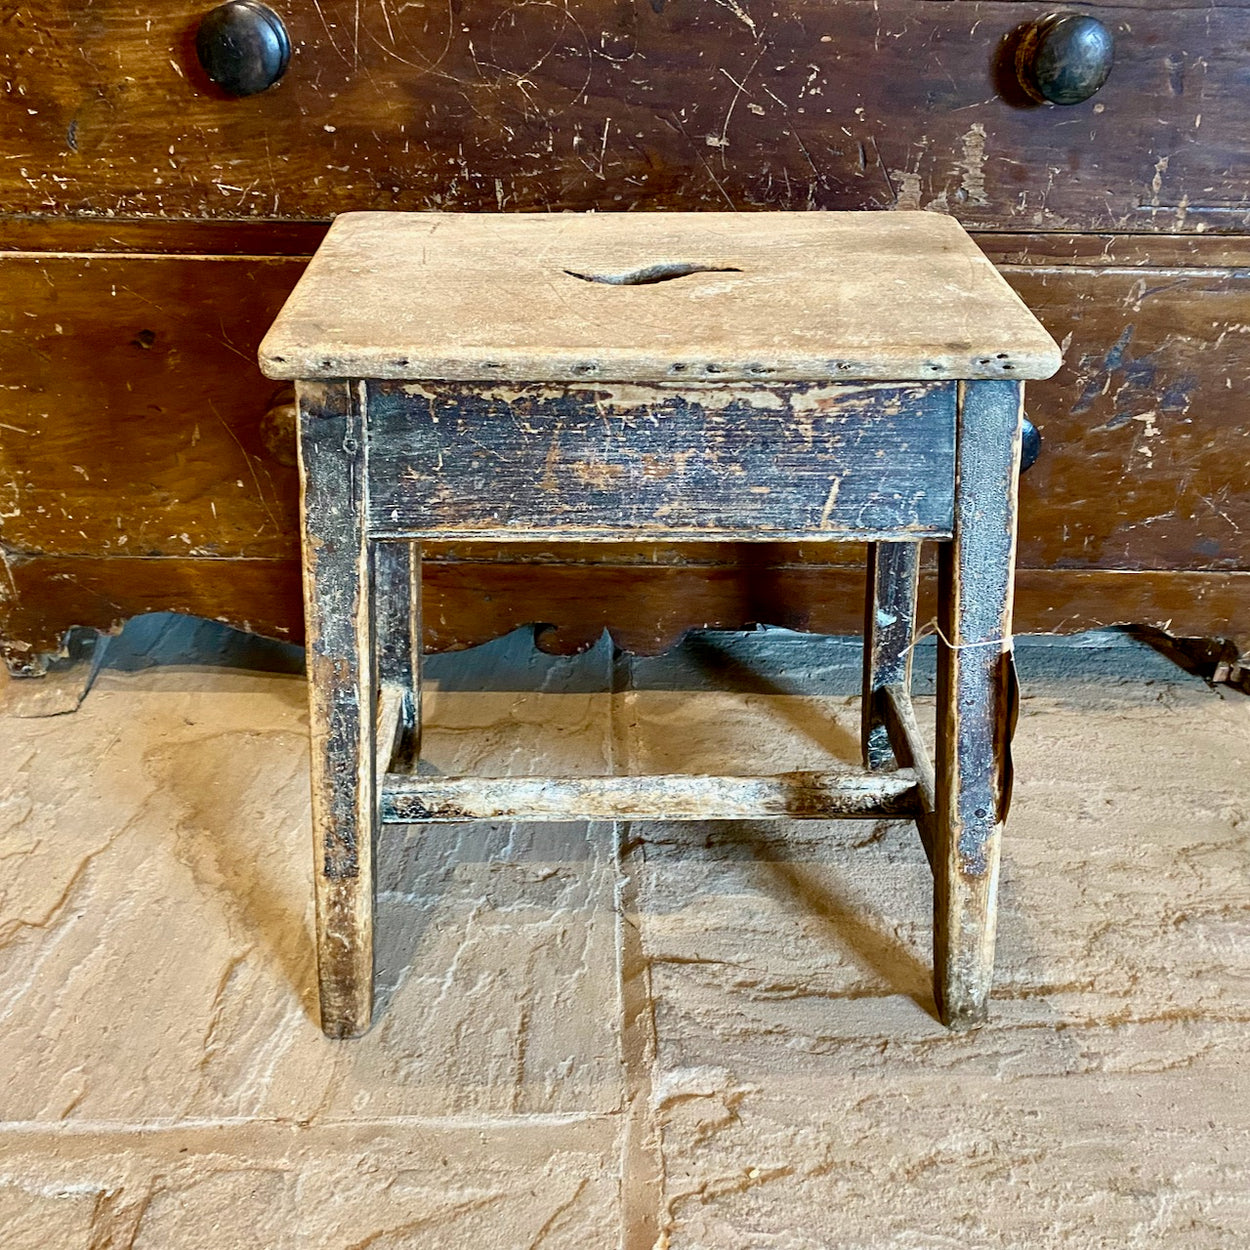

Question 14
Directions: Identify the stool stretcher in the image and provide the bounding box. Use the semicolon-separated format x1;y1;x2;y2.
380;770;921;824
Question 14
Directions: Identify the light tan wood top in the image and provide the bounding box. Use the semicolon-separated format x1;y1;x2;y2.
260;212;1062;383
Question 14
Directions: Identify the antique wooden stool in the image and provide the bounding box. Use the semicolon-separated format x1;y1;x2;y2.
259;211;1061;1038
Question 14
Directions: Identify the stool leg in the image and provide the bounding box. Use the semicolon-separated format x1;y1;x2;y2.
861;541;921;769
299;381;377;1038
934;380;1023;1029
374;541;422;773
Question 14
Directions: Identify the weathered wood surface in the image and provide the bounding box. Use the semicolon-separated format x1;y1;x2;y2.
934;379;1022;1029
262;213;1059;382
861;542;920;770
1009;264;1250;574
381;770;920;824
978;232;1250;270
882;682;936;869
2;241;1249;666
367;381;956;540
4;249;1242;566
298;380;376;1038
6;554;1250;675
0;218;328;256
373;540;421;771
0;253;303;560
9;220;1250;269
2;2;1246;232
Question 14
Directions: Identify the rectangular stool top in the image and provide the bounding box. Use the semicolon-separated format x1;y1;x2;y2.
260;211;1061;385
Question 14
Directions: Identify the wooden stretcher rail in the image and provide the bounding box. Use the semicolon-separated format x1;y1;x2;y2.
883;685;937;869
380;770;921;824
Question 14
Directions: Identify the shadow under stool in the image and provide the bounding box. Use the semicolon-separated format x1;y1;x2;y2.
258;210;1063;1038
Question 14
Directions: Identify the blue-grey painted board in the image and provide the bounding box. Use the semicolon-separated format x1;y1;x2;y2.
365;381;956;540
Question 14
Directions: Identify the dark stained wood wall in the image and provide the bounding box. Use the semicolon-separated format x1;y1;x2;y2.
2;0;1248;670
4;0;1247;228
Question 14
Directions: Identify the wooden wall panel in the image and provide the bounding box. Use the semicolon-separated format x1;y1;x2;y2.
0;254;303;559
4;247;1246;567
2;236;1248;667
1;1;1247;231
4;553;1247;674
1011;265;1250;572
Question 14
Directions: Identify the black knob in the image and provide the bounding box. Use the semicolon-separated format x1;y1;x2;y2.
1016;13;1113;105
196;1;290;97
1021;418;1041;472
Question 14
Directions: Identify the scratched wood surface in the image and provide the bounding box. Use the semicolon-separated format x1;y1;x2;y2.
1;1;1245;232
3;550;1249;674
260;212;1060;382
3;249;1242;566
380;770;921;822
2;238;1248;668
366;380;956;539
298;380;377;1037
933;379;1022;1027
0;253;302;561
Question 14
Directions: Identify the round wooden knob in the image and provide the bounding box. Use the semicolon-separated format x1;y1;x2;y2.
1016;13;1113;105
196;1;291;97
260;387;297;465
1021;418;1041;472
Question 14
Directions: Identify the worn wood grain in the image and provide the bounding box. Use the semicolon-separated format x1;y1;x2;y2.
373;540;421;771
1;242;1241;560
1;232;1247;669
1;2;1246;232
367;380;956;540
5;249;1242;568
298;379;376;1038
381;770;921;824
5;557;1250;677
1009;264;1250;574
8;219;1250;269
934;379;1023;1029
0;217;327;256
977;232;1250;270
262;213;1060;382
6;554;1250;676
882;682;936;870
0;253;303;560
861;542;921;770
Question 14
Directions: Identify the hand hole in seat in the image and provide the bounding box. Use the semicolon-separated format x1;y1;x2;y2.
564;262;742;286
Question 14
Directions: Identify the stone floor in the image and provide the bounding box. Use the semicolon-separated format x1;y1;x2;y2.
1;618;1247;1249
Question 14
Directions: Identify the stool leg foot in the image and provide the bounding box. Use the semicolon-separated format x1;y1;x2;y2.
299;381;376;1039
861;541;921;770
933;381;1022;1029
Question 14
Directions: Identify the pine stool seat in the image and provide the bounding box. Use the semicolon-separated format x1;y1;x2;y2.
259;210;1062;1038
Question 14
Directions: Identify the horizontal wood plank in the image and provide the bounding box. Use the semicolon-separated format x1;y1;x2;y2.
0;218;328;257
1;2;1245;231
3;555;1248;676
0;253;303;560
5;219;1250;270
381;770;921;823
1011;265;1250;573
5;250;1245;569
3;244;1249;665
263;212;1059;382
365;380;956;539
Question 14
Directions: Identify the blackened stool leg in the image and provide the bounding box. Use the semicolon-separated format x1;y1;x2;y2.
861;542;922;769
933;379;1023;1029
374;540;422;773
299;380;378;1039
